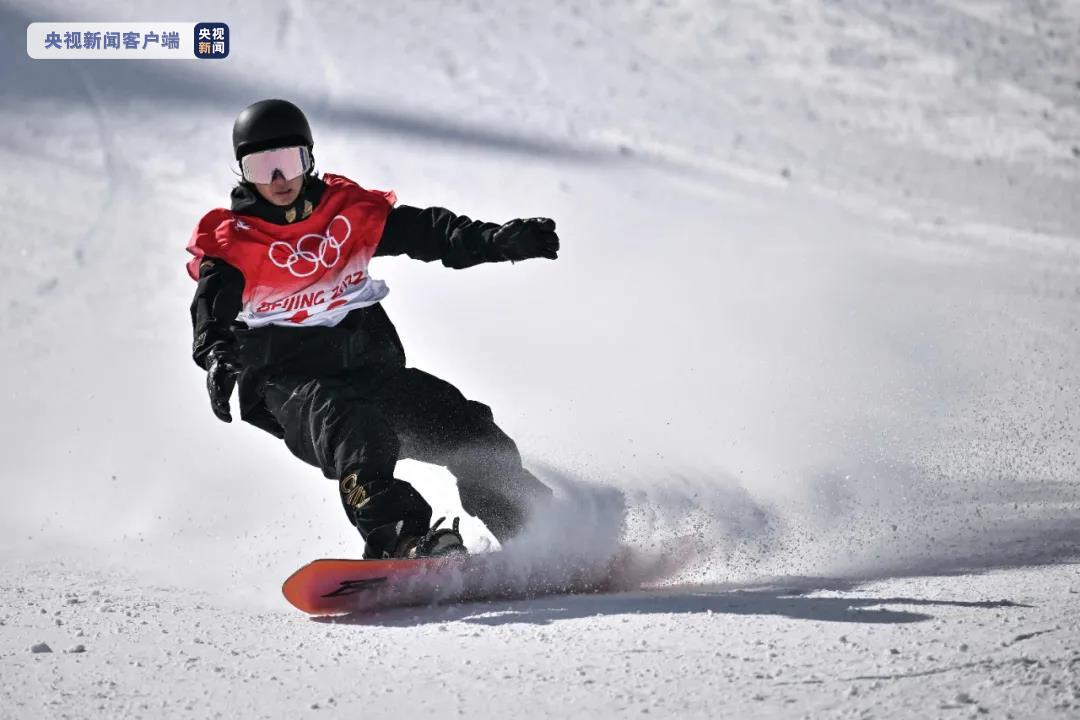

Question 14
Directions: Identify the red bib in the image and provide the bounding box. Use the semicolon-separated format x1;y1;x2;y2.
186;174;396;327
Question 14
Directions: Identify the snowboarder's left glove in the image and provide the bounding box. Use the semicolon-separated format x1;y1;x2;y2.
206;350;239;423
492;217;559;262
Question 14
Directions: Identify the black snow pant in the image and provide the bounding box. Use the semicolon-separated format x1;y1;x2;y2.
259;364;552;557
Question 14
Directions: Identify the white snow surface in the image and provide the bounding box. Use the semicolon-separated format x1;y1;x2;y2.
1;0;1079;717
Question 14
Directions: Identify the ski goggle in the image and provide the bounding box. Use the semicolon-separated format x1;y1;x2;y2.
240;145;312;184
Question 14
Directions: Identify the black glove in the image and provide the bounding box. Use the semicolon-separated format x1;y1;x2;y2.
206;349;240;423
492;217;559;262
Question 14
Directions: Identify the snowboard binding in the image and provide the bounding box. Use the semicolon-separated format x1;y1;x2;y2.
402;517;468;559
366;516;468;559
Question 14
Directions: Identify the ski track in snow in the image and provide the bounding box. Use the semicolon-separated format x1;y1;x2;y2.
1;0;1079;717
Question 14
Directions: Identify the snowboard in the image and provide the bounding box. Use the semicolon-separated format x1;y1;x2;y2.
282;549;641;616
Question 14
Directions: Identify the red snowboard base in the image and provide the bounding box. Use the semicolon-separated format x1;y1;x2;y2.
282;550;638;616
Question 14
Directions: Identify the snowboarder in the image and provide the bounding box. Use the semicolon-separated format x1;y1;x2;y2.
187;99;558;560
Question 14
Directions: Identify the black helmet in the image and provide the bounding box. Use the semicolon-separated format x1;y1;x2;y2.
232;99;313;160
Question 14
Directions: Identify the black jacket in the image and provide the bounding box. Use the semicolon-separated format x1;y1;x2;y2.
189;175;518;436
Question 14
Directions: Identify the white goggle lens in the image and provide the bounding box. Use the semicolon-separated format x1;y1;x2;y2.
241;146;311;184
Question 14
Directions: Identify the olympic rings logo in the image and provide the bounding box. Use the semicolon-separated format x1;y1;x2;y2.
268;215;352;278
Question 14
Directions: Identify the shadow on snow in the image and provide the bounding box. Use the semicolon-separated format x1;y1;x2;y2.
314;577;1030;629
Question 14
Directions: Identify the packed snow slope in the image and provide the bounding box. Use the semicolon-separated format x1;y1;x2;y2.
1;0;1079;717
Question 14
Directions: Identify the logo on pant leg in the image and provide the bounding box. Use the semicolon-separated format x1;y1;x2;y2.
339;473;369;509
